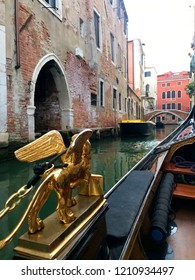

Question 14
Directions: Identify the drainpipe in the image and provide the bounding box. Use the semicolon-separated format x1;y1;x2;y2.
15;0;20;69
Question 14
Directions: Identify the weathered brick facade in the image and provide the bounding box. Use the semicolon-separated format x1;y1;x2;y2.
1;0;128;144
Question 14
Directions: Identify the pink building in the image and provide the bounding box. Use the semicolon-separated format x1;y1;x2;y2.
157;71;191;112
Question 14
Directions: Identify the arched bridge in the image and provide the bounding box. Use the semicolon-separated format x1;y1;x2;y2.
144;109;189;121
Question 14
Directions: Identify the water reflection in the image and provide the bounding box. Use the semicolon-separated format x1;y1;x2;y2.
91;125;178;193
0;125;177;259
91;135;159;193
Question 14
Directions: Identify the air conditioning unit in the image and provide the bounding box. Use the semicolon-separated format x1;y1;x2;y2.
75;48;83;59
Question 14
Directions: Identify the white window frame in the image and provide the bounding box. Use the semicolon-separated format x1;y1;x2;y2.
39;0;62;20
93;8;102;50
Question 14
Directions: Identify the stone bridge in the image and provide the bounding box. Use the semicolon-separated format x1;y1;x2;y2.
144;109;189;121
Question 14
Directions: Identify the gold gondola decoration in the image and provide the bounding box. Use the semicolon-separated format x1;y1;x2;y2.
0;129;104;251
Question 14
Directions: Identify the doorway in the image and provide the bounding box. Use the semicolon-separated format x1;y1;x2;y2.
34;60;61;133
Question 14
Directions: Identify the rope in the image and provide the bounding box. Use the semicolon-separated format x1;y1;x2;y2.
173;156;195;172
26;148;68;189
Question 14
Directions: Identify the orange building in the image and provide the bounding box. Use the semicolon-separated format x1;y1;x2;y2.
157;71;191;112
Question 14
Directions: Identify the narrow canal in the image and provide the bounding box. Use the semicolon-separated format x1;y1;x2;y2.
0;125;177;259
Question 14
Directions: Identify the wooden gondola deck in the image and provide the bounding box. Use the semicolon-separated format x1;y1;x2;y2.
168;198;195;260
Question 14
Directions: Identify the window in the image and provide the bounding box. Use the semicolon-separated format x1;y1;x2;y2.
178;103;182;110
177;82;181;85
119;93;122;111
145;84;150;96
113;88;117;110
117;0;121;19
141;53;144;67
144;71;151;77
162;92;165;99
167;91;170;98
79;18;84;37
178;90;181;98
94;10;101;49
162;104;166;110
45;0;57;7
117;44;122;69
99;79;104;107
123;56;127;78
124;14;128;35
91;93;97;106
125;97;127;112
172;103;175;109
162;83;165;87
172;115;176;120
110;32;115;62
167;83;170;86
172;91;175;98
167;103;171;109
41;0;62;17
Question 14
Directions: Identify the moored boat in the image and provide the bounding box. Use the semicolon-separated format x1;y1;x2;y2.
0;106;195;260
119;119;155;137
156;121;165;129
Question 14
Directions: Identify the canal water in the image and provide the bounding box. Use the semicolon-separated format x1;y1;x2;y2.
0;125;177;259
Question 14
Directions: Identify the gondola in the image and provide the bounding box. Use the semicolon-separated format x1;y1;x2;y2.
0;106;195;260
119;119;155;137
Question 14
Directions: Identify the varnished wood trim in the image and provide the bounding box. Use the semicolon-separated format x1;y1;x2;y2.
173;183;195;199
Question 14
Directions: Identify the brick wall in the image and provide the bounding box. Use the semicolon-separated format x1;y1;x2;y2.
5;0;128;142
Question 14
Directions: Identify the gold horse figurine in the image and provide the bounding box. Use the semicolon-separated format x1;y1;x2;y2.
14;129;103;234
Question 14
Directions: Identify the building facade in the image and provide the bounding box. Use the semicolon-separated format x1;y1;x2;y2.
0;0;128;146
157;71;191;123
143;67;157;113
157;71;190;111
127;39;145;119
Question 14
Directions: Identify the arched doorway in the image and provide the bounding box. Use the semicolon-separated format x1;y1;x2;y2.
35;61;61;133
27;54;73;141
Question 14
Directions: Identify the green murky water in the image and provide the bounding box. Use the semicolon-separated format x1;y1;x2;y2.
0;125;177;259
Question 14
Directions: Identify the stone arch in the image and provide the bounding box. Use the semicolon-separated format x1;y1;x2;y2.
144;110;188;122
147;111;183;122
27;53;73;141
